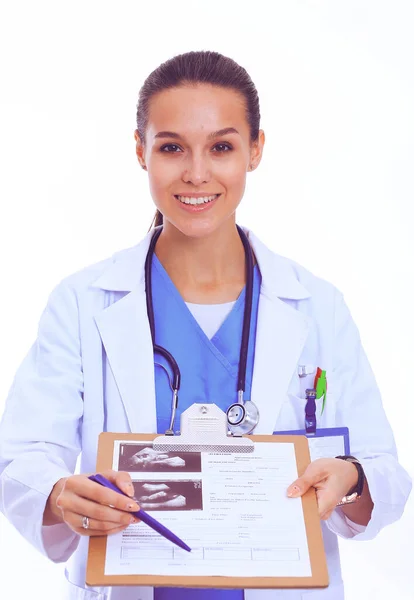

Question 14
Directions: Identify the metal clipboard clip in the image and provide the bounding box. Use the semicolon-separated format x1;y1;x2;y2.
153;404;254;453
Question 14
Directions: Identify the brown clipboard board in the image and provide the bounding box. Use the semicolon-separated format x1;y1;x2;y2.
86;432;329;589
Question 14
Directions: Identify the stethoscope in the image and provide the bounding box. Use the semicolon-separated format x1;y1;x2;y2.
144;224;260;436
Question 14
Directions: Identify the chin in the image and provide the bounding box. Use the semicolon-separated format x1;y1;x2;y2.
167;217;227;240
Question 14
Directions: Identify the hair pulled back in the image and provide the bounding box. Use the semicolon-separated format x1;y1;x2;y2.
136;50;261;228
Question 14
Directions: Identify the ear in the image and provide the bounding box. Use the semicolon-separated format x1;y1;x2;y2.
248;129;265;171
134;130;147;170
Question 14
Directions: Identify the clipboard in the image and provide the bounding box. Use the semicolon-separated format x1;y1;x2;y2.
86;404;329;590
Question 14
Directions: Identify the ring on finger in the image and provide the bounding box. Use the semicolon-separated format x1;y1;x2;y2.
82;516;90;530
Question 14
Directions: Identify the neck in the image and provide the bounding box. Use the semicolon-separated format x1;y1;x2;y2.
154;220;248;303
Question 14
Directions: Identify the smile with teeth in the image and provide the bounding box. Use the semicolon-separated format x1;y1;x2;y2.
175;194;220;205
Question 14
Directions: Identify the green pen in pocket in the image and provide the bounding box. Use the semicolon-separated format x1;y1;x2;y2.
315;369;327;414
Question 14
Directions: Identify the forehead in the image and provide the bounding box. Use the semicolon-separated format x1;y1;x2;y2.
146;84;249;139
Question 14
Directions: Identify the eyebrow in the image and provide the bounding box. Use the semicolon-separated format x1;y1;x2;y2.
154;127;240;141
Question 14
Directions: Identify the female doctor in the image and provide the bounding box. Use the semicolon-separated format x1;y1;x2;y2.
0;50;411;600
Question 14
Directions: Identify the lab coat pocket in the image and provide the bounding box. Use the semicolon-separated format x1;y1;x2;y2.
276;388;335;432
276;392;307;431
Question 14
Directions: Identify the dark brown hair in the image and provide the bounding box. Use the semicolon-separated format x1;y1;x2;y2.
136;50;261;229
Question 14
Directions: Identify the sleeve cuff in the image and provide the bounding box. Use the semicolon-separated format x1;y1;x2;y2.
343;514;367;535
325;506;364;539
325;455;412;540
41;522;80;563
1;456;80;563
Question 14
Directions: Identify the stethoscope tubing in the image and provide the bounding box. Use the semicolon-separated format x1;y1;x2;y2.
144;225;256;433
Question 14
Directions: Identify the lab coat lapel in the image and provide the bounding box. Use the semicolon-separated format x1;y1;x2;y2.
248;230;313;435
250;291;312;434
94;287;156;433
92;231;157;434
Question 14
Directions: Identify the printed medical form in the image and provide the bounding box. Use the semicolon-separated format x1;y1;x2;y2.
104;441;312;578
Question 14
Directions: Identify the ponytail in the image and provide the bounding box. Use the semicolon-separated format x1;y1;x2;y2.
149;209;164;231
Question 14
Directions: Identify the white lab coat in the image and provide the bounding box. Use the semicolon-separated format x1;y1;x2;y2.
0;228;411;600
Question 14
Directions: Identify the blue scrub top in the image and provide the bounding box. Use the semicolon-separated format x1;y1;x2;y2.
151;254;262;600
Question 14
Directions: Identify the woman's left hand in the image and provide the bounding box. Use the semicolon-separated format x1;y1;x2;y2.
286;458;359;520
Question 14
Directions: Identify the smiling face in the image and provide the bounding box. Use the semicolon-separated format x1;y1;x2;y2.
135;84;265;238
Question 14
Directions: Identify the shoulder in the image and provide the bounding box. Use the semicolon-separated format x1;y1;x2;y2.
285;255;341;306
44;241;145;310
278;255;346;334
248;228;342;308
249;231;357;351
63;244;139;288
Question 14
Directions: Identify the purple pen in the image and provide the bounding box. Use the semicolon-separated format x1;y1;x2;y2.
88;474;191;552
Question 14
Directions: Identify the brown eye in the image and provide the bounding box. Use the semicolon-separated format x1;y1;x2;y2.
213;143;232;152
160;144;182;153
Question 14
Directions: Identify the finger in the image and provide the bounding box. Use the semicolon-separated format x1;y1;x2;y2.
287;474;318;498
71;511;139;534
316;489;339;517
104;469;136;498
287;459;330;497
66;513;133;537
59;493;140;526
65;474;139;512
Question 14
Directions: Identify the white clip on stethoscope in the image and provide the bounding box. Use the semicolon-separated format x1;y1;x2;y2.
144;225;260;436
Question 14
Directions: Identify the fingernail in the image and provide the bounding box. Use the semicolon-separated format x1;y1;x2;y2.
287;485;301;498
124;483;135;497
130;516;138;524
126;502;139;510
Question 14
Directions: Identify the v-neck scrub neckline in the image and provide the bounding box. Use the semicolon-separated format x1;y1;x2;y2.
185;300;238;340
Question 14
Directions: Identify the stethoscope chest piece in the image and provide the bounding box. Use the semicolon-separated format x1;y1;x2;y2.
227;400;259;435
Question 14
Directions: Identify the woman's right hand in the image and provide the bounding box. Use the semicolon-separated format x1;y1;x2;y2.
44;469;140;536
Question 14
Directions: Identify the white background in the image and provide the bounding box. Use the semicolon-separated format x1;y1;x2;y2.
0;1;413;598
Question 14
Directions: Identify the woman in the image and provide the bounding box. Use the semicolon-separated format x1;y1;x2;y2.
0;50;411;600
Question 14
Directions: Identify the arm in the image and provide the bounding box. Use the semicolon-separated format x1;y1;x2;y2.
0;281;83;562
326;289;411;539
287;290;411;537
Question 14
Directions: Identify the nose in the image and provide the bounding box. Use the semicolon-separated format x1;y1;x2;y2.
181;153;211;186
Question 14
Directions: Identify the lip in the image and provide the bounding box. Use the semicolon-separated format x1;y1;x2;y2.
174;193;221;198
174;193;221;213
